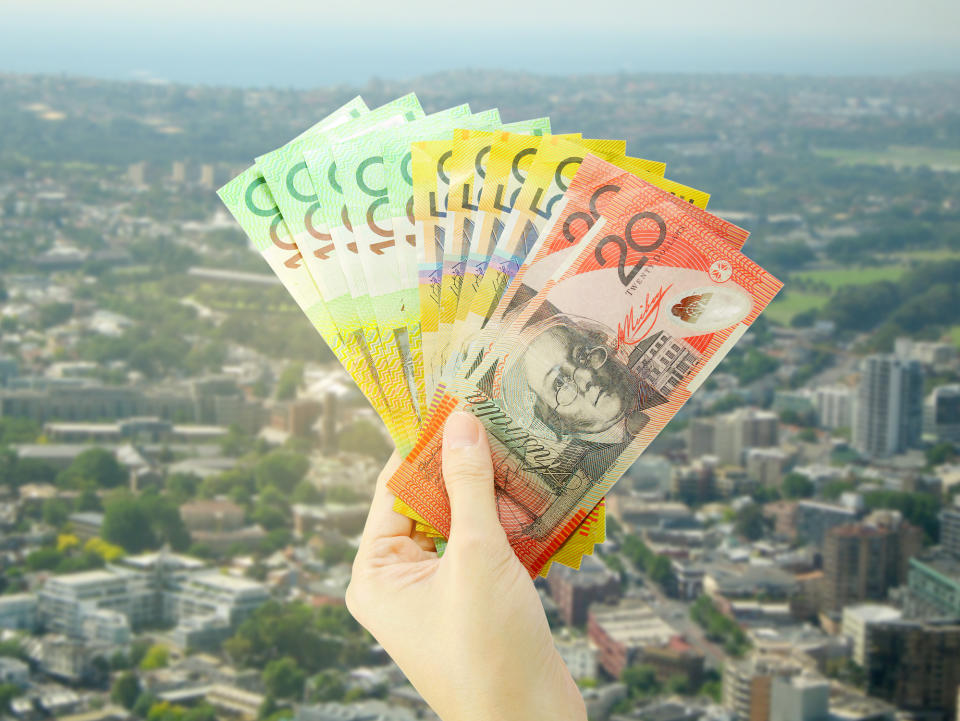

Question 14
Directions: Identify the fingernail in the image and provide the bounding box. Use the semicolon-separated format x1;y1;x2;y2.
445;411;480;448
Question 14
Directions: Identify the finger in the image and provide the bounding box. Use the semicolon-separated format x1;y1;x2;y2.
358;451;414;546
410;529;440;553
441;411;503;542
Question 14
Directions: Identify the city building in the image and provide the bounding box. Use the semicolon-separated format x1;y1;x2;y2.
769;674;829;721
39;568;156;637
37;552;269;649
554;632;599;681
608;499;694;530
852;354;923;458
821;512;922;612
721;407;780;466
814;386;855;431
689;408;779;466
670;458;717;503
167;571;270;629
0;657;30;686
723;654;802;721
925;384;960;445
940;499;960;559
44;418;227;444
746;448;788;488
68;512;104;542
0;593;38;631
81;608;131;646
638;636;705;689
841;604;902;667
687;418;716;459
703;565;798;601
587;599;678;678
0;384;195;423
547;554;621;627
904;553;960;619
180;499;245;532
866;618;960;720
793;500;859;547
671;560;707;600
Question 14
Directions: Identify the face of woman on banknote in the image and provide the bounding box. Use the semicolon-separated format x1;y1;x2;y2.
519;322;635;436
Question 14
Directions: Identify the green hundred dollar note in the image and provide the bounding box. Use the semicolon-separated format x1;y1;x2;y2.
258;93;424;454
292;94;425;451
216;97;409;446
333;105;473;423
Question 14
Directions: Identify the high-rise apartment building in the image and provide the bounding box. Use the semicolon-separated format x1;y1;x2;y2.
821;511;922;613
925;384;960;445
853;354;923;458
866;619;960;720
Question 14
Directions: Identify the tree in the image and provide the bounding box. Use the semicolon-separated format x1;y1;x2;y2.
735;504;766;541
139;644;169;671
111;672;141;709
132;692;157;718
275;362;304;401
139;492;191;550
130;640;152;668
0;640;25;660
224;602;366;675
308;670;346;703
253;451;309;494
262;657;306;699
782;472;815;499
621;664;660;699
43;498;71;528
165;472;201;503
110;650;130;670
25;547;63;571
85;537;125;561
0;684;22;713
292;480;322;505
927;441;956;467
336;420;392;462
58;448;126;489
103;493;157;553
648;555;675;589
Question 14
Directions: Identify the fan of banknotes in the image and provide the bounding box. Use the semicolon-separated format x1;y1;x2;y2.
219;93;781;577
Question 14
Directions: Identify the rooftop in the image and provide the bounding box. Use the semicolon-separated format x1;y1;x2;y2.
842;603;903;623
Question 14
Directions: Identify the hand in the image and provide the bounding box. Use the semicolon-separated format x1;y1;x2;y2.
346;411;587;721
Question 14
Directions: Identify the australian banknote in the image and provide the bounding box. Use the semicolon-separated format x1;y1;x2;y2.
387;158;782;576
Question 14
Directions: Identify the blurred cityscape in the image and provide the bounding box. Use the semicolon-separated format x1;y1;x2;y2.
0;70;959;721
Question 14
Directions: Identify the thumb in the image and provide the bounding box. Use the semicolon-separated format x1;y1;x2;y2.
442;410;502;542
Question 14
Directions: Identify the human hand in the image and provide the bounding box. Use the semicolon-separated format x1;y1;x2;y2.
346;411;587;721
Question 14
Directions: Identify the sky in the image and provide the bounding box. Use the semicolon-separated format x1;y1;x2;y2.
2;0;959;86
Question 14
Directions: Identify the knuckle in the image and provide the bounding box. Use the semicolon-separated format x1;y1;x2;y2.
444;452;492;484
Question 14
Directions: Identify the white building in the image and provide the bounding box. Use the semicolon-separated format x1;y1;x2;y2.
554;633;598;681
38;553;269;647
81;608;131;646
38;569;155;637
0;657;30;686
167;571;270;628
0;593;38;631
814;386;854;430
769;674;829;721
746;447;788;488
841;603;902;667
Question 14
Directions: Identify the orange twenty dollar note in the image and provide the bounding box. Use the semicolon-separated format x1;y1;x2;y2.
387;155;782;576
